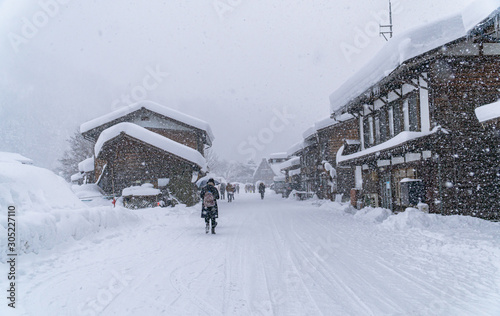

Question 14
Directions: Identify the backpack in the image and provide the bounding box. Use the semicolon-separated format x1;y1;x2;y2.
203;191;215;207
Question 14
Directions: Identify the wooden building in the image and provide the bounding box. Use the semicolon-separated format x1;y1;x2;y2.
253;158;277;186
330;4;500;219
80;101;213;206
301;126;320;196
315;114;359;200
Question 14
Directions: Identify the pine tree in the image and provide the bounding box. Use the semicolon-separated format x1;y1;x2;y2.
56;129;94;181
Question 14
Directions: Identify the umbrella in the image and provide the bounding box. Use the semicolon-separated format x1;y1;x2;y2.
196;177;221;188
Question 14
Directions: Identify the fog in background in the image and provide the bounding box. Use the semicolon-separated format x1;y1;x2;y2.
0;0;474;169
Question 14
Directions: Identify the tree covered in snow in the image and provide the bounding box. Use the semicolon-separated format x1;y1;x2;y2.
56;129;94;181
206;148;256;183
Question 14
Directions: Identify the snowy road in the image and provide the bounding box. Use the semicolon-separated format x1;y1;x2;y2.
5;192;500;316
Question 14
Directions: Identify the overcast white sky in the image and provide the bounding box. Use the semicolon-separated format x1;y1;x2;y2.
0;0;476;169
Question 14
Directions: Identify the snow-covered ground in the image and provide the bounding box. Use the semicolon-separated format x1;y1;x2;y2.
2;188;500;315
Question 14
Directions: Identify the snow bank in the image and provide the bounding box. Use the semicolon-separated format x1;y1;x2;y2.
312;199;500;238
0;162;84;212
353;207;392;223
381;208;500;234
0;151;33;164
72;183;105;199
0;162;140;262
0;206;139;262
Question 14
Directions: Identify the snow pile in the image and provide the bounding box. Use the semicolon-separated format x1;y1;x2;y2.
381;208;500;234
0;206;139;262
320;201;392;223
72;183;105;199
0;151;33;164
0;162;84;212
0;162;140;262
71;183;110;207
122;183;161;196
353;207;393;223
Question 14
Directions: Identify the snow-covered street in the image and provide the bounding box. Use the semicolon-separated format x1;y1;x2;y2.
3;192;500;316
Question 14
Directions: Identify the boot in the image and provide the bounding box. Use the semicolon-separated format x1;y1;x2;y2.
211;227;216;234
206;223;209;234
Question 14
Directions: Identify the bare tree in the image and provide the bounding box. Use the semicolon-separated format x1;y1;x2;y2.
56;129;94;181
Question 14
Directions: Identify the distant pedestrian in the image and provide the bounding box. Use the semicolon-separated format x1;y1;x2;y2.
220;182;226;200
200;179;220;234
236;183;240;194
259;182;266;200
226;183;235;202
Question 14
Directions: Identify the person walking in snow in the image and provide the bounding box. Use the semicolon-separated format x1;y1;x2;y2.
220;182;226;200
226;182;235;202
200;179;220;234
258;182;266;200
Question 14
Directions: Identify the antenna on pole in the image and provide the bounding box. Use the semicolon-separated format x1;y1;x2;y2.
379;0;393;41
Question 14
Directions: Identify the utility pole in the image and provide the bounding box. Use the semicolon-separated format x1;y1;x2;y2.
380;0;393;41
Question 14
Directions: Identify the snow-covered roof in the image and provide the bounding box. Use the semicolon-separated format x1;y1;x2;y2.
337;127;440;164
122;183;161;196
400;178;422;183
302;126;317;140
289;169;301;176
269;152;288;159
78;157;94;173
475;100;500;122
70;172;83;182
270;163;283;177
95;122;207;171
287;141;304;156
0;152;33;164
273;175;286;182
80;100;214;142
314;113;354;132
279;156;301;170
330;0;500;114
345;139;361;145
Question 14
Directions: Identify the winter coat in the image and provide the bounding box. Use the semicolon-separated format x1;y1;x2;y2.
258;183;266;193
226;184;235;193
220;183;226;193
200;184;220;218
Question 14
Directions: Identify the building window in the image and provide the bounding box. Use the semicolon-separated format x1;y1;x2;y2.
408;93;420;131
393;100;403;136
388;107;394;137
375;115;381;144
141;116;150;121
379;108;388;143
363;117;371;148
403;99;410;131
369;116;374;145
